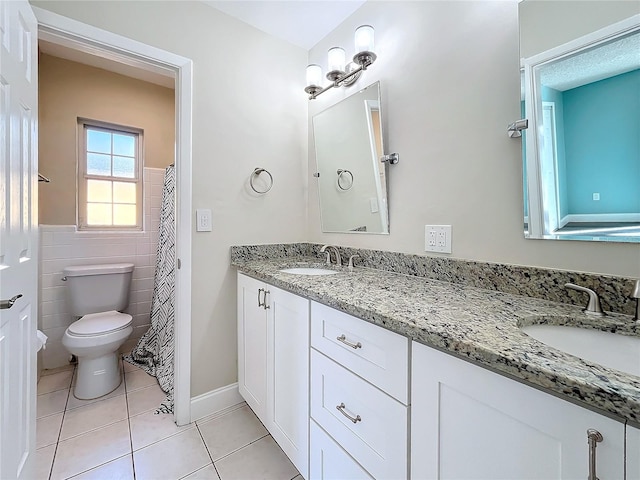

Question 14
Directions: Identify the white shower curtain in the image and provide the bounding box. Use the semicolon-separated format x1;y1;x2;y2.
124;164;176;414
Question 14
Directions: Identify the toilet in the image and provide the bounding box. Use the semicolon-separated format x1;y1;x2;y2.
62;263;135;400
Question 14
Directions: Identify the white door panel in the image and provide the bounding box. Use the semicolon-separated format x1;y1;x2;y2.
0;0;38;478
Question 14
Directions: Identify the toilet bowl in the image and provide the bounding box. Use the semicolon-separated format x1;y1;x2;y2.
61;263;135;400
62;311;133;399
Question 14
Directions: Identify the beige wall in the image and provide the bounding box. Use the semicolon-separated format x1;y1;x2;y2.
308;1;640;278
38;54;175;225
31;0;309;398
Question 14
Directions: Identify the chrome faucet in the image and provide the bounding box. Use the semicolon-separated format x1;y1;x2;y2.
565;283;605;316
631;279;640;321
319;245;342;266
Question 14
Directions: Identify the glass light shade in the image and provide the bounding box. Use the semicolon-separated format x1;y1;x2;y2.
306;64;322;87
355;25;375;53
327;47;346;72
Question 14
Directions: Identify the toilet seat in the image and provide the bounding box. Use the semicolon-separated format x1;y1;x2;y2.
68;311;133;337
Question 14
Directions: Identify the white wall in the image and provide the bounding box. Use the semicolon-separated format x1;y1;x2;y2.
39;167;165;368
307;1;640;278
31;0;309;397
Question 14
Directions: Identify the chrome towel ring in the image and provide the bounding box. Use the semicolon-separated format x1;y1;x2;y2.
337;169;354;191
250;168;273;194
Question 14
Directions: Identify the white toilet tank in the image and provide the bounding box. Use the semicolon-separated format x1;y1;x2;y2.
63;263;135;316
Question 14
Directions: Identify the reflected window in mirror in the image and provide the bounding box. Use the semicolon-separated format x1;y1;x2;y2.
520;2;640;243
312;82;390;234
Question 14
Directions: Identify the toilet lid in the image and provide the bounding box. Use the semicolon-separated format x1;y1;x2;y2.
68;311;132;336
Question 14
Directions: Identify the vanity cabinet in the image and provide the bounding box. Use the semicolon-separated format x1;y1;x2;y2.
237;273;309;478
627;425;640;480
310;302;410;479
411;341;627;479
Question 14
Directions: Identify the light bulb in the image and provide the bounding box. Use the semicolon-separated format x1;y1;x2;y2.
355;25;375;54
306;64;322;87
327;47;346;73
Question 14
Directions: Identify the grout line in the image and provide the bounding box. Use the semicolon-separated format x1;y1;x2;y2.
123;358;137;480
63;453;131;480
210;432;271;464
46;365;75;480
194;424;222;480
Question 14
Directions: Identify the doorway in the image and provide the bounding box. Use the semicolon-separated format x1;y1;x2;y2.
33;6;193;426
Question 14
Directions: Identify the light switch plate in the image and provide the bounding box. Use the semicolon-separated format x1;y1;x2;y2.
425;225;452;253
196;209;212;232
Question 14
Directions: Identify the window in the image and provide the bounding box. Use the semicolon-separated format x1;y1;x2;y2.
78;120;143;230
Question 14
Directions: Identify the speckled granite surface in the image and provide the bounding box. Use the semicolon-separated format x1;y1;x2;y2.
231;248;640;427
231;243;640;316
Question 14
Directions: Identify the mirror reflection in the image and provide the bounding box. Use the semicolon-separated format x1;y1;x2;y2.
520;2;640;242
313;82;389;234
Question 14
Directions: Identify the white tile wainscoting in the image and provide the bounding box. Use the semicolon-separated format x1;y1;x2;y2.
39;167;166;369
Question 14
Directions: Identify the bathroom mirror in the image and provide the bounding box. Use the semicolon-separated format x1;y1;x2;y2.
519;1;640;243
313;82;389;234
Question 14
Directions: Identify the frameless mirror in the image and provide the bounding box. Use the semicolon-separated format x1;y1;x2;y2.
313;82;389;234
519;1;640;242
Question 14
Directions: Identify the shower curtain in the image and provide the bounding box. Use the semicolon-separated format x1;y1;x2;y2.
124;164;176;414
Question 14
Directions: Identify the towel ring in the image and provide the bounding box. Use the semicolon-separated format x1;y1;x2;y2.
250;168;273;194
337;169;354;191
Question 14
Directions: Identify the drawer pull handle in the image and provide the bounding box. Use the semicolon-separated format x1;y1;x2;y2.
257;288;264;307
587;428;603;480
336;334;362;349
336;403;361;424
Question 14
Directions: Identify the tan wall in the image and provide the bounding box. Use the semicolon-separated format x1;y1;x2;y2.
38;54;175;225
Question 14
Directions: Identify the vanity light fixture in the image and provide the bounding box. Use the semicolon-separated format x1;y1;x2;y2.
305;25;377;100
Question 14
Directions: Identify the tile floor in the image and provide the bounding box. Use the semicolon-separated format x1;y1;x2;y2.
36;361;301;480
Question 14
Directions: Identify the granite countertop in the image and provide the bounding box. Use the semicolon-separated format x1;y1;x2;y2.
233;256;640;427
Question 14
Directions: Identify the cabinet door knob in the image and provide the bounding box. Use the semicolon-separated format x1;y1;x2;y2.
336;334;362;349
336;402;361;424
587;428;603;480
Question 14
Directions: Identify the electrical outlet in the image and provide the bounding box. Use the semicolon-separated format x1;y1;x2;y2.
593;193;600;201
196;209;212;232
425;225;452;253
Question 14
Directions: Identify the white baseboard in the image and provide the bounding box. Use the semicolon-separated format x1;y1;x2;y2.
190;382;244;423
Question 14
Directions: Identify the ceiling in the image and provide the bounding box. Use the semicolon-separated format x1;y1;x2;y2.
38;1;366;89
202;0;367;50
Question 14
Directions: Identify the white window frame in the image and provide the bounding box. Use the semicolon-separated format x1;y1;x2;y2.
77;118;144;231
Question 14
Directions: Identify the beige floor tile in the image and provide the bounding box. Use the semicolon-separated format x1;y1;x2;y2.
37;370;73;395
126;383;167;416
214;436;298;480
68;454;134;480
123;359;142;373
125;369;157;392
37;389;69;418
133;428;211;480
41;364;75;376
66;382;125;410
198;405;268;461
130;409;191;451
60;394;128;440
35;444;56;480
196;403;246;425
36;413;63;448
181;464;220;480
50;419;131;480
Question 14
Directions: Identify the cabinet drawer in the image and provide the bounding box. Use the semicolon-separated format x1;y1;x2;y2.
310;420;373;480
311;302;409;404
311;349;408;480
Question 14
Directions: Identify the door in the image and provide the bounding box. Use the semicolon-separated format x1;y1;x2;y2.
268;286;309;478
412;342;626;480
0;1;38;479
237;273;268;423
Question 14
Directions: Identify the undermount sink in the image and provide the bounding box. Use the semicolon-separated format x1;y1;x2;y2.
279;267;339;276
521;324;640;377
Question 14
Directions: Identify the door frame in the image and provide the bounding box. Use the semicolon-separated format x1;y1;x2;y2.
32;6;193;426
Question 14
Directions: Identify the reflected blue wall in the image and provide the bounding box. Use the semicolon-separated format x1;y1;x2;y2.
563;69;640;215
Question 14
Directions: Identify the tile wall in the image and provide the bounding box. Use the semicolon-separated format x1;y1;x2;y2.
39;167;167;368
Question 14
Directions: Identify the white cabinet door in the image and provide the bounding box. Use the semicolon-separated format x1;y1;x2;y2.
237;274;268;423
268;285;309;479
310;420;373;480
411;342;626;480
627;424;640;480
